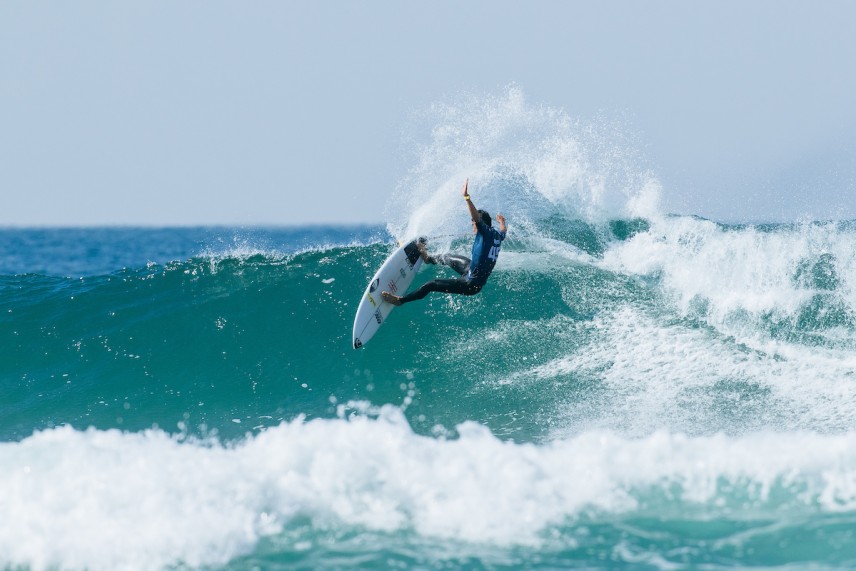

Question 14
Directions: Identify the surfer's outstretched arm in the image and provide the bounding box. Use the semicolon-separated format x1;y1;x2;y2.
497;213;507;233
462;178;481;224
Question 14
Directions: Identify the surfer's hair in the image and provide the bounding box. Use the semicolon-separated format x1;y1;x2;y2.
478;210;492;227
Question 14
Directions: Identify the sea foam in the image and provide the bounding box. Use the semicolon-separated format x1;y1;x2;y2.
4;409;856;570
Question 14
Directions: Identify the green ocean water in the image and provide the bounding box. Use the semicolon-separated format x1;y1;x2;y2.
1;226;625;444
4;219;856;570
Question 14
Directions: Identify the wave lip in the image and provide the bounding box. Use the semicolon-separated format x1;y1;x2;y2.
4;409;856;569
602;217;856;339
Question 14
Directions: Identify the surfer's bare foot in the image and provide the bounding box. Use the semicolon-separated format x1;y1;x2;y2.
382;291;402;306
415;239;433;264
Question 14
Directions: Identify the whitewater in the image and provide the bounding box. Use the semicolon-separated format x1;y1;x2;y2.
3;89;856;570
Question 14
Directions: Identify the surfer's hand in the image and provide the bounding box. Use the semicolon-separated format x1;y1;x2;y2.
461;178;469;197
497;213;507;232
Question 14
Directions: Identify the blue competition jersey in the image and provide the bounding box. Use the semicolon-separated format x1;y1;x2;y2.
466;221;506;286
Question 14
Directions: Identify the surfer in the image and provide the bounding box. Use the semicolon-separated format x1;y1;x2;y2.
382;178;507;306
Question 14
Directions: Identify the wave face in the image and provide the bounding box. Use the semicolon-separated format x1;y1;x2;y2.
4;91;856;570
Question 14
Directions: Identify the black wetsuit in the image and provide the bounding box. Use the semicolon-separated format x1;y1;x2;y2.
399;220;506;304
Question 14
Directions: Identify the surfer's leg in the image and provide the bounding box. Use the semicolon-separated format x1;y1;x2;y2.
395;278;480;304
432;254;471;276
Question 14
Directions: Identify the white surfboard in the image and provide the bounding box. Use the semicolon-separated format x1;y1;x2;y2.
352;240;423;349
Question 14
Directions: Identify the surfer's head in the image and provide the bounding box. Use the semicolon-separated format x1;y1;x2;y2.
478;210;492;227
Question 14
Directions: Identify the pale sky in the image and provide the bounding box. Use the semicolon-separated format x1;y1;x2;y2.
2;1;854;226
